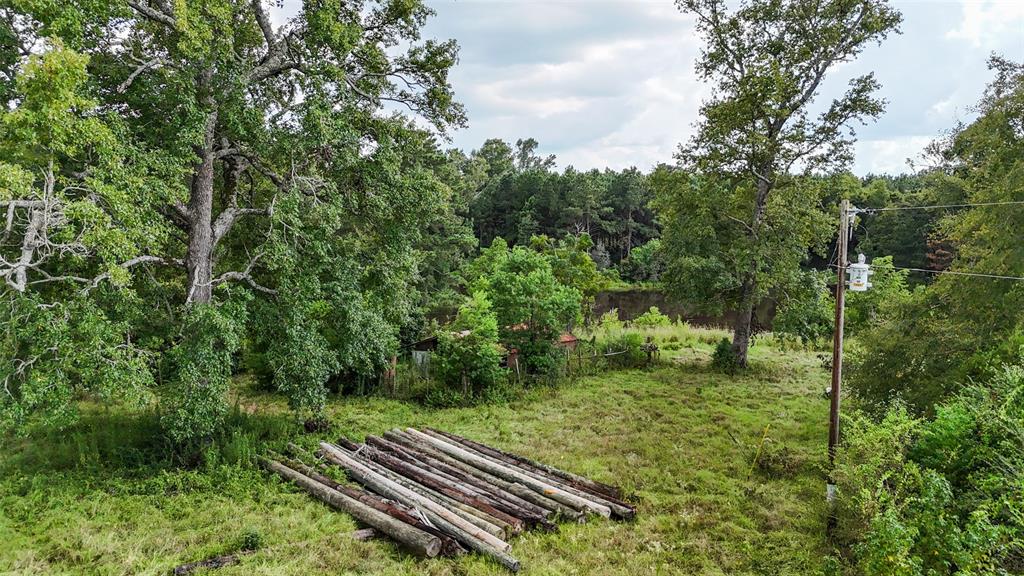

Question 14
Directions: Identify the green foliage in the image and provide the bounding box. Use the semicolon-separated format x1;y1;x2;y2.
0;292;155;432
162;300;248;444
845;256;911;334
711;337;740;374
773;270;834;347
467;240;582;375
632;306;671;328
663;0;900;365
833;364;1024;575
599;332;647;368
529;232;610;305
851;59;1024;414
597;308;624;333
620;239;664;283
433;292;505;396
466;141;658;267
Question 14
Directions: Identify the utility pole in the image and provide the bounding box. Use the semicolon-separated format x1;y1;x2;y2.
827;199;849;502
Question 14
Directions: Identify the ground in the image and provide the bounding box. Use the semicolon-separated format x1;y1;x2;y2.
1;336;830;575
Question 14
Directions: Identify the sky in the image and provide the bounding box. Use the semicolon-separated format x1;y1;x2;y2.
274;0;1024;175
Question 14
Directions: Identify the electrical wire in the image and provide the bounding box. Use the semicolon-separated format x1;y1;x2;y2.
855;200;1024;213
886;265;1024;282
830;263;1024;282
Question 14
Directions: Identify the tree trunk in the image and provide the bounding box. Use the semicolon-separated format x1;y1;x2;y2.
730;276;757;368
186;106;218;304
731;175;770;368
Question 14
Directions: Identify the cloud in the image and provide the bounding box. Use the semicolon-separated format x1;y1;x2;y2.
946;0;1024;48
259;0;1024;175
854;136;934;175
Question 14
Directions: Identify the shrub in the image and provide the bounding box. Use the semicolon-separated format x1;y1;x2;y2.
468;242;581;375
633;306;671;328
433;292;505;396
162;301;248;444
832;364;1024;574
599;332;647;368
711;338;739;373
597;308;624;333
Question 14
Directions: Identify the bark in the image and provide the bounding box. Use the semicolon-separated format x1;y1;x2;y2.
428;429;632;515
420;429;635;521
367;435;555;530
384;430;579;522
185;107;218;304
335;439;509;539
358;442;528;534
730;275;757;368
318;443;521;572
731;175;771;367
279;447;465;556
430;429;624;501
405;428;611;518
260;457;442;558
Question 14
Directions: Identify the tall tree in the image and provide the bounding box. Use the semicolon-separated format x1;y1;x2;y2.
666;0;901;366
0;0;465;437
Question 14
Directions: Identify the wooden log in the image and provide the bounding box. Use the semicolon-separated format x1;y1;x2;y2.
367;436;556;531
422;430;637;520
384;430;583;522
338;444;510;540
259;458;441;558
320;444;509;550
429;428;626;502
277;448;465;557
358;443;528;534
405;428;611;518
318;443;521;572
352;528;378;541
364;437;537;522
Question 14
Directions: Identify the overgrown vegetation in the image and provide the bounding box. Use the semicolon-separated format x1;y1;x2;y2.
0;338;829;575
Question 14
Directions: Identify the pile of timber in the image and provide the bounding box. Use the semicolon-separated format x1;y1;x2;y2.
260;428;635;572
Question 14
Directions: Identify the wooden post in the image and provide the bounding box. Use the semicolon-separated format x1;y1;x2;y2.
828;200;849;501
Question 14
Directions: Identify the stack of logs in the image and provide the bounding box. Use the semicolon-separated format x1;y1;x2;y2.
260;428;635;572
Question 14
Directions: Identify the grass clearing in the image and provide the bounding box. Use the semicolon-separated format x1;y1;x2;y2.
1;339;830;575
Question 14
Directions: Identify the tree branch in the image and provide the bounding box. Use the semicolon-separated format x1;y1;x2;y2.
117;57;163;93
127;1;177;28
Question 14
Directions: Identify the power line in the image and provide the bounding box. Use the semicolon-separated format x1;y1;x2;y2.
887;265;1024;282
830;262;1024;282
855;200;1024;213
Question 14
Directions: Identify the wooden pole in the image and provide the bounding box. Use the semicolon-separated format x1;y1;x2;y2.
259;458;443;558
828;199;849;499
405;428;612;518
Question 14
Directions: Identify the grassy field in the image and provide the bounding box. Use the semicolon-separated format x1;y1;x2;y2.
1;334;831;575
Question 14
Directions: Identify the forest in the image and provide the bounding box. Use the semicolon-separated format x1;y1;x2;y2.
1;0;1022;575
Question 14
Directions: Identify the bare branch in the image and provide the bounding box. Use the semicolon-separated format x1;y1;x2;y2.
117;57;163;93
126;1;177;28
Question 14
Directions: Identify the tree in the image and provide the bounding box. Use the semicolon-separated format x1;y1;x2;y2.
666;0;902;366
467;241;581;375
1;1;465;438
434;291;504;396
850;57;1024;414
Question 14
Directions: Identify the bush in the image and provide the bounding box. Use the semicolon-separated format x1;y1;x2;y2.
832;364;1024;575
632;306;671;328
599;332;647;368
711;338;739;373
597;308;624;333
433;293;506;396
162;301;248;444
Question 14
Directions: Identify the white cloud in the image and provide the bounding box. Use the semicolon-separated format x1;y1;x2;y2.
854;136;934;175
946;0;1024;48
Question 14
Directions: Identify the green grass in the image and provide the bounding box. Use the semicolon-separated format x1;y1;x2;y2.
0;341;831;575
